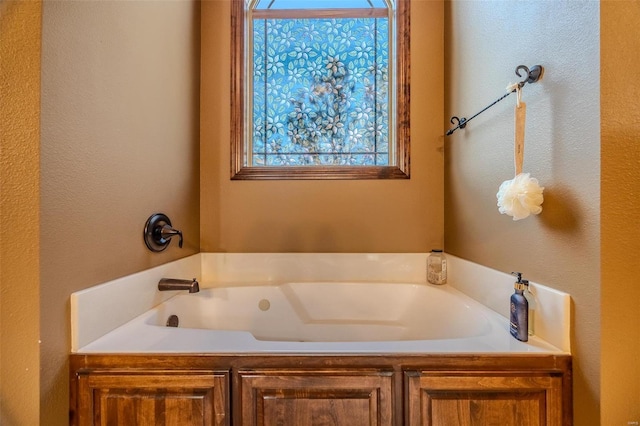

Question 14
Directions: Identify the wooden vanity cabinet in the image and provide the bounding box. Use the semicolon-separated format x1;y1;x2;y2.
236;369;394;426
70;354;571;426
405;370;566;426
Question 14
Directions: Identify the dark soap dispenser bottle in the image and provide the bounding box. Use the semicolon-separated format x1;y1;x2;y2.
510;272;529;342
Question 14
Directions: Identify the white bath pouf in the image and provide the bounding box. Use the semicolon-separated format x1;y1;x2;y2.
496;172;544;221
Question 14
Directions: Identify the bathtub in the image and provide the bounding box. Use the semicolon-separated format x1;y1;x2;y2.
76;281;563;354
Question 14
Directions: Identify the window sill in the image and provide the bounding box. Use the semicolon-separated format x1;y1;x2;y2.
231;165;410;180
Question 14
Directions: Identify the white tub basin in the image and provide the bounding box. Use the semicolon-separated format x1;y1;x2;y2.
147;282;491;342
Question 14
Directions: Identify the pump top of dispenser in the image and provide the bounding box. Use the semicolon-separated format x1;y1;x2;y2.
511;271;527;291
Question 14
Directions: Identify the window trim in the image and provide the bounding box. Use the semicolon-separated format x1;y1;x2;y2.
230;0;410;180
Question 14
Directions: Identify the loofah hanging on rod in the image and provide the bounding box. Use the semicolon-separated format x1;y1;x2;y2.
496;84;544;221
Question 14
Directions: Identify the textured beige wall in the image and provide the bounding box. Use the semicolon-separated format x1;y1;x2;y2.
201;1;444;253
39;1;200;423
0;2;41;424
444;2;600;424
601;1;640;424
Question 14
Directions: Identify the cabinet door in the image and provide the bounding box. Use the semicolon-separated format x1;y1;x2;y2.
75;371;229;426
405;371;564;426
237;370;394;426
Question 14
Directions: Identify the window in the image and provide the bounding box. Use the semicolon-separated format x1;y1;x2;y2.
231;0;409;179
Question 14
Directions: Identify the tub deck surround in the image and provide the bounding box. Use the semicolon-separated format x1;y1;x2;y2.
447;255;571;353
70;254;201;352
199;253;428;284
71;253;570;354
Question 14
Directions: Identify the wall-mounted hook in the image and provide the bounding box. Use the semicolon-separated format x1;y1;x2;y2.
143;213;183;252
446;116;468;136
515;64;543;85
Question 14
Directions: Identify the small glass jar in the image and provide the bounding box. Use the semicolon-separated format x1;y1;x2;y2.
427;249;447;285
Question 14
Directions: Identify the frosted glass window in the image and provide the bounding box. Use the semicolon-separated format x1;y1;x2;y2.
251;17;389;166
232;0;410;179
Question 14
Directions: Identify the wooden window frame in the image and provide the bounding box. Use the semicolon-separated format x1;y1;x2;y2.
231;0;410;180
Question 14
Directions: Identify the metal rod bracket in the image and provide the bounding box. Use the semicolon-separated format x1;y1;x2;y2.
446;65;544;136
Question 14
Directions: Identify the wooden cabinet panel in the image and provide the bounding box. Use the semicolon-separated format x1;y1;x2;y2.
74;371;229;426
405;372;564;426
237;370;394;426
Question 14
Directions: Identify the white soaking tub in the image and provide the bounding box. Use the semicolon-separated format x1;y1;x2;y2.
75;281;562;354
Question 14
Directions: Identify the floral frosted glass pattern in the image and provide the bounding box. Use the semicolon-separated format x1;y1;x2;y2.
252;18;390;166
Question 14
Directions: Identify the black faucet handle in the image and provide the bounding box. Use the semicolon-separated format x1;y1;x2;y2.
144;213;184;252
160;224;183;248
